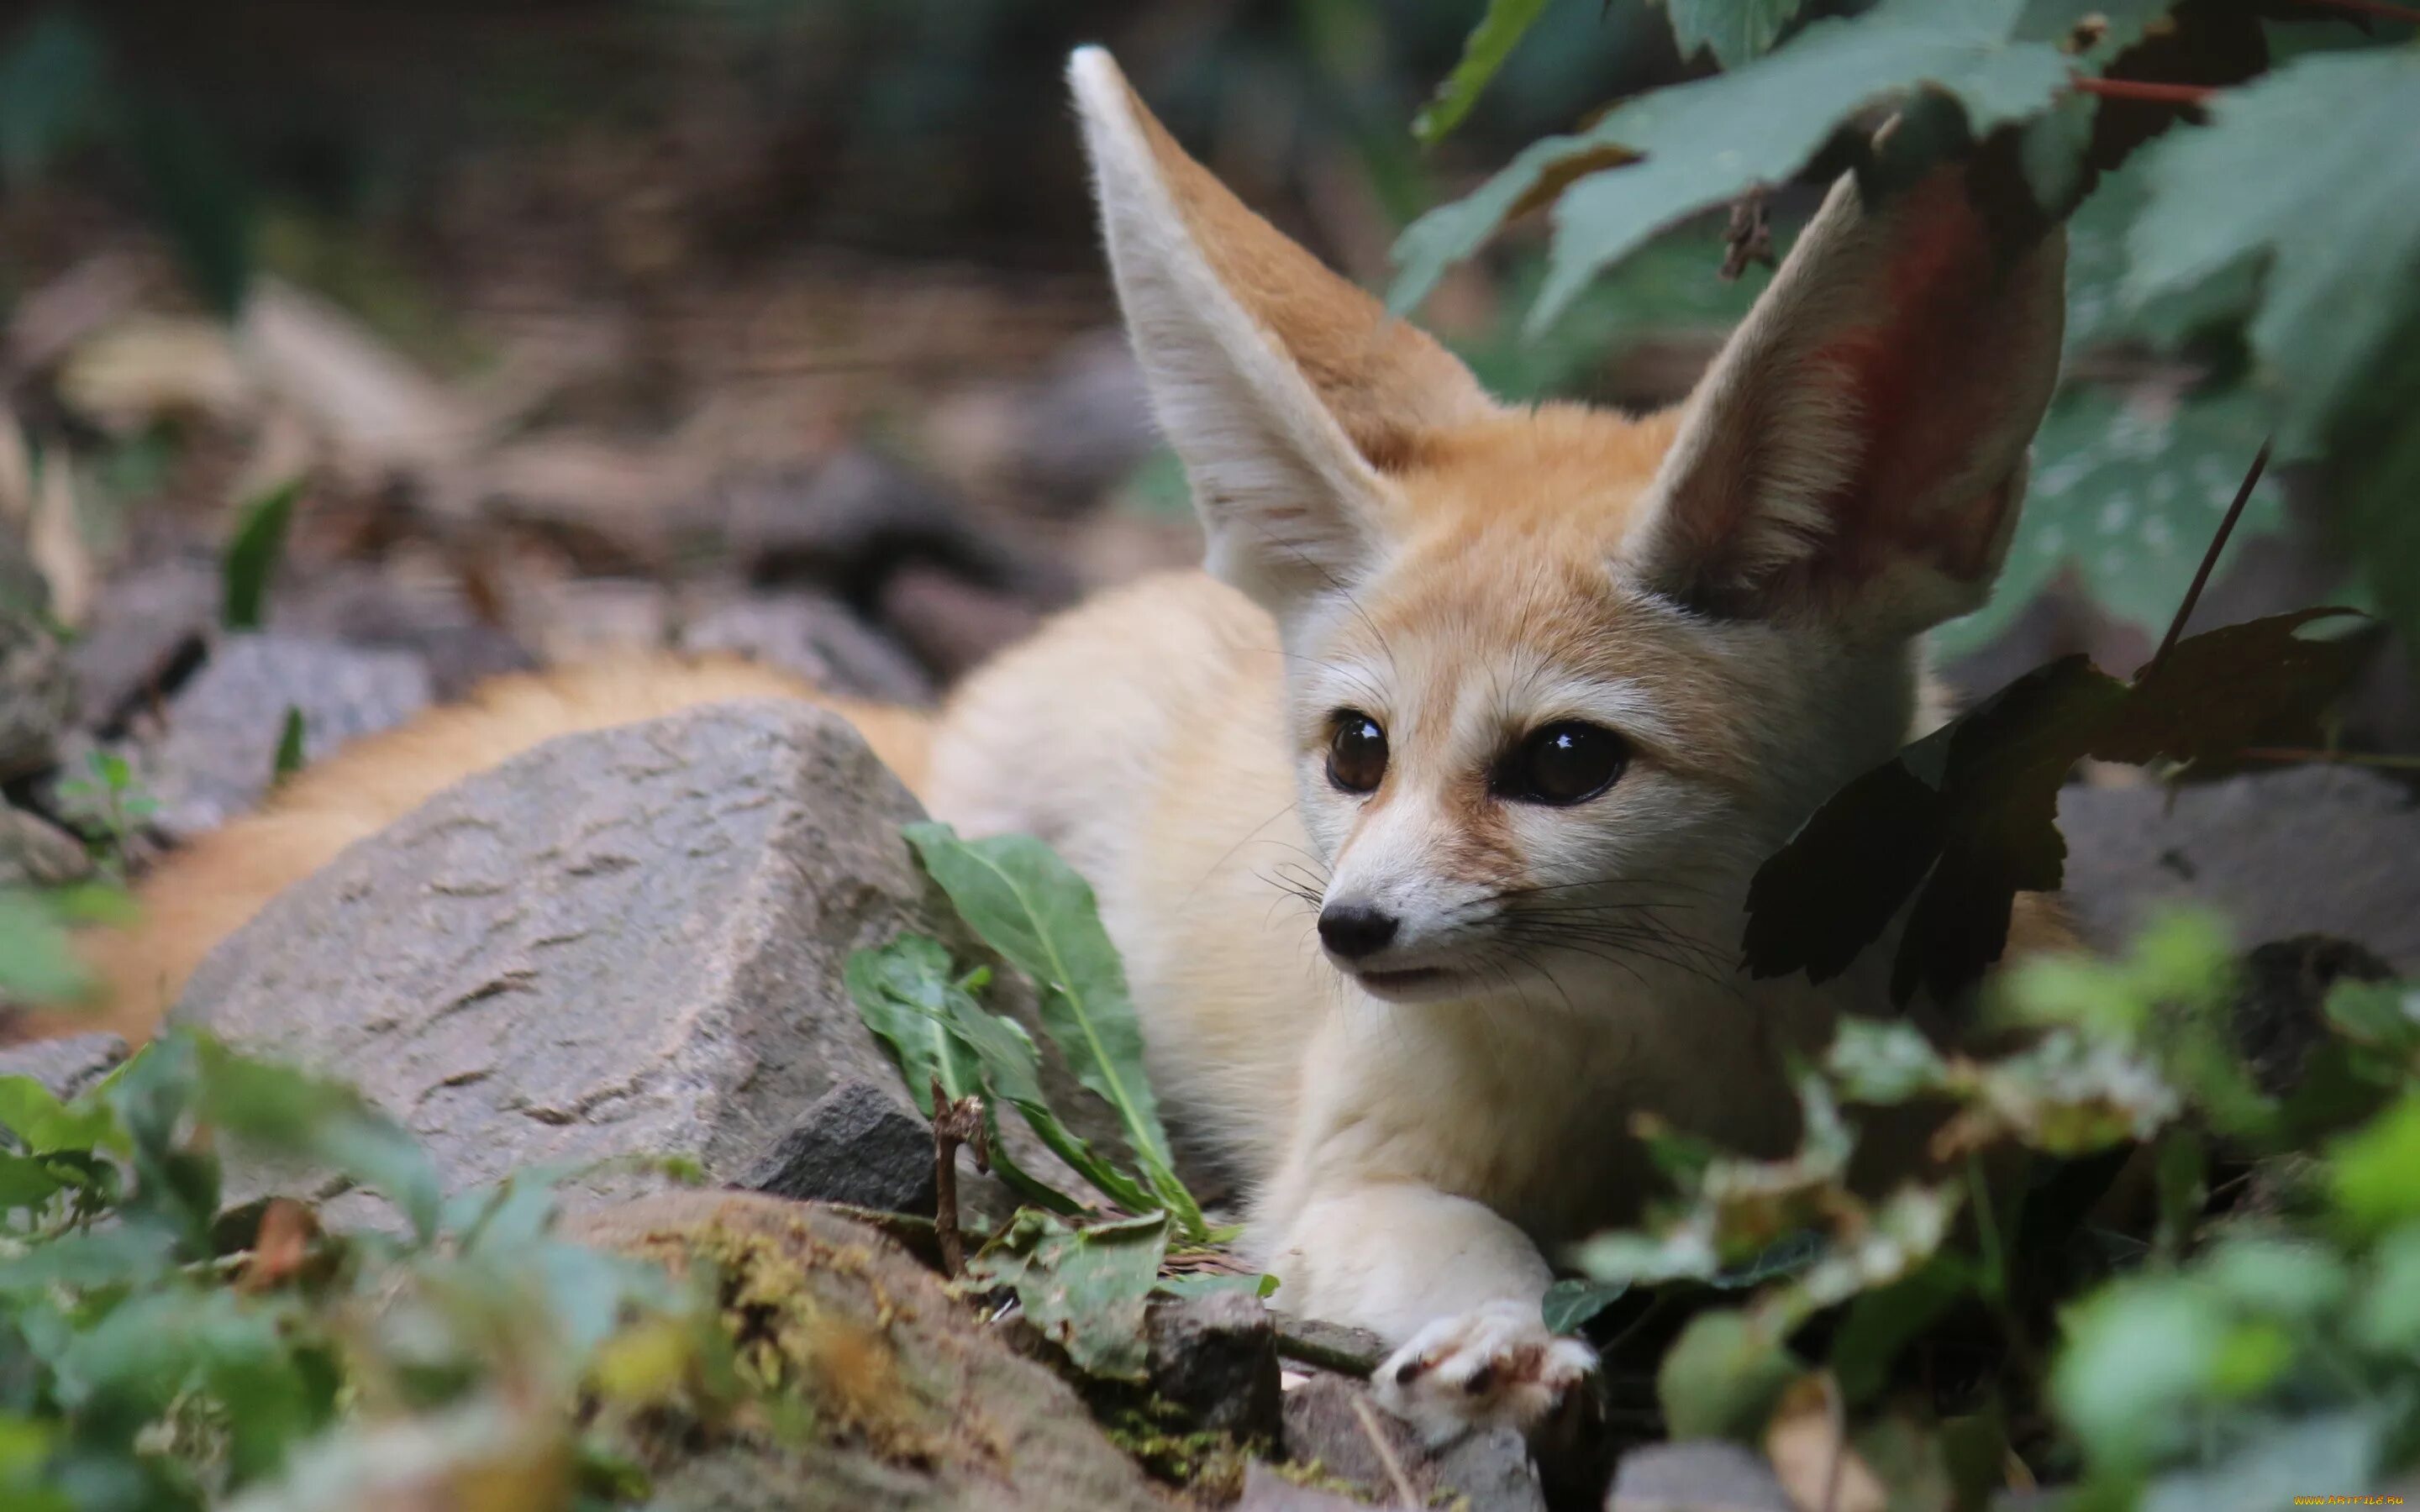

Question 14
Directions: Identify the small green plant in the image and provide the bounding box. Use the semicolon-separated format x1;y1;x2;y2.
54;749;159;879
0;1029;743;1510
220;477;303;633
1563;909;2420;1504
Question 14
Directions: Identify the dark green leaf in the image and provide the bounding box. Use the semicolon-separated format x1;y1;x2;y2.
1540;1278;1630;1335
1413;0;1552;144
221;478;303;632
1656;1309;1800;1441
126;99;254;320
271;707;307;784
2126;48;2420;454
0;13;106;189
1392;0;2070;325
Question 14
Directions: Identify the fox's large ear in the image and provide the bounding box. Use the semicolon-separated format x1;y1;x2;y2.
1624;168;2065;641
1068;47;1492;619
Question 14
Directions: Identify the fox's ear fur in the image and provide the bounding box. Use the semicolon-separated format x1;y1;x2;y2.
1068;47;1491;618
1627;168;2066;640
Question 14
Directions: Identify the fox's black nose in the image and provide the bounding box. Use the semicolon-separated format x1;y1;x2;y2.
1318;903;1399;960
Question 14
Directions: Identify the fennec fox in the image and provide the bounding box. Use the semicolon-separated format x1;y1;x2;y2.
80;48;2065;1436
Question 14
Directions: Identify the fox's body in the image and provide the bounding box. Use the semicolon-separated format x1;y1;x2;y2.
75;49;2070;1434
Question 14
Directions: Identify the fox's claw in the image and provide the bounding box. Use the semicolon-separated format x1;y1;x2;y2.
1370;1300;1597;1443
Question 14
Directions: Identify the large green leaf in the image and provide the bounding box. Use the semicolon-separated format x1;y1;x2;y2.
1931;384;2289;659
1392;0;2070;328
1661;0;1803;68
1413;0;1553;144
903;823;1204;1237
965;1210;1169;1381
2125;48;2420;455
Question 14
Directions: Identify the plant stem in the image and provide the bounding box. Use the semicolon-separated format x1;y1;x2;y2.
2149;439;2273;675
2070;76;2219;107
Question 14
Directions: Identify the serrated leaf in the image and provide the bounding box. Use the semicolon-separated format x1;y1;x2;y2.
903;823;1204;1238
965;1210;1168;1380
1413;0;1552;144
1749;606;2366;1003
222;477;302;632
1660;0;1803;69
1392;0;2070;325
2125;48;2420;455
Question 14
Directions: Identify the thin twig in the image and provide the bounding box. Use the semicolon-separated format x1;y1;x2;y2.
1349;1394;1423;1509
930;1079;990;1278
2149;438;2274;675
1720;190;1775;281
2070;75;2220;107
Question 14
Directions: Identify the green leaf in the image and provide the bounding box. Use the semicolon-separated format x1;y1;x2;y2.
1392;0;2070;325
190;1037;442;1243
0;13;106;189
1154;1271;1279;1301
2054;1276;2225;1471
2350;1223;2420;1356
965;1210;1169;1380
1932;386;2291;659
2124;48;2420;455
126;98;255;320
0;1152;66;1212
903;823;1205;1238
271;707;307;785
0;1074;124;1156
1660;0;1804;68
2329;1091;2420;1238
1656;1309;1801;1442
0;890;91;1006
1824;1020;1952;1105
845;936;1092;1216
1540;1278;1629;1335
1831;1259;1970;1404
2138;1410;2389;1512
222;477;303;632
1412;0;1552;144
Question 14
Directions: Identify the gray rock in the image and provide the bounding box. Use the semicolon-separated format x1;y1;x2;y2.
2060;767;2420;973
1606;1441;1797;1512
735;1077;938;1216
0;806;91;889
171;701;1118;1220
68;555;218;732
1147;1289;1282;1440
1273;1315;1388;1376
681;592;935;706
1281;1372;1545;1512
141;633;433;839
0;1032;129;1101
0;533;74;780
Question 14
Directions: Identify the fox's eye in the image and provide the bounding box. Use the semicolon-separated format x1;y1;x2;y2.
1326;712;1388;795
1496;722;1628;806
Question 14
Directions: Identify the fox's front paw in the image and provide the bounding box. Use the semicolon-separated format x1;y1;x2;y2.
1370;1299;1597;1442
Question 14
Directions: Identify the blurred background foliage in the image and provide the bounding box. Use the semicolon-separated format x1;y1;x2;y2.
0;0;2409;747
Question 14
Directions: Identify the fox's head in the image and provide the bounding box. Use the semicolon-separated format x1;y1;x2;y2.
1070;49;2064;1007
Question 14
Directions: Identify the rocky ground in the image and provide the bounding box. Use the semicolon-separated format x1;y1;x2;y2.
3;180;2418;1510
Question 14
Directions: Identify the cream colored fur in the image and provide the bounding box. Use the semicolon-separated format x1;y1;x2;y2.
71;45;2069;1441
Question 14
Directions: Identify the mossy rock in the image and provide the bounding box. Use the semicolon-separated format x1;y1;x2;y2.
568;1189;1171;1512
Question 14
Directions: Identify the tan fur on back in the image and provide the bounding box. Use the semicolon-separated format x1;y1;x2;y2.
64;659;929;1042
